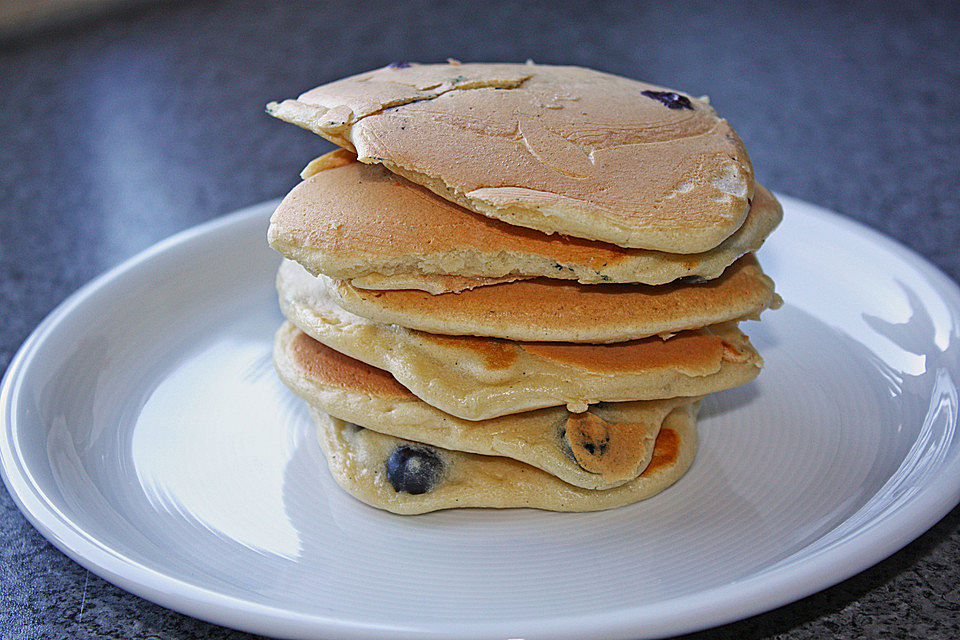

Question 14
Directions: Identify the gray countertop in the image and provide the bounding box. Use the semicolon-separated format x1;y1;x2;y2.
2;1;959;638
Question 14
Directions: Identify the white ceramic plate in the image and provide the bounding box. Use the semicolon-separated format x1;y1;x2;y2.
3;196;960;640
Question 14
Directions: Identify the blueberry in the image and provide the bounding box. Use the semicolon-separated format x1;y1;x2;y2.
641;90;694;110
560;425;610;458
387;61;410;69
385;445;443;494
581;438;608;456
559;414;617;474
559;427;575;461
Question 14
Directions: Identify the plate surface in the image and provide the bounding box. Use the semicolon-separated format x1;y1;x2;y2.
2;196;960;640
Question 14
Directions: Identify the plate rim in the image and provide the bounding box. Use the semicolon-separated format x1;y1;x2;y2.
3;194;960;640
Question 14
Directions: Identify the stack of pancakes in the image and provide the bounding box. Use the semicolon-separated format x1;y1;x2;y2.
266;62;781;514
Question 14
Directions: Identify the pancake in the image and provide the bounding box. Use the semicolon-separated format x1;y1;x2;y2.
275;322;693;490
268;151;782;290
311;403;698;514
267;62;754;252
348;272;532;294
318;253;778;343
277;259;763;420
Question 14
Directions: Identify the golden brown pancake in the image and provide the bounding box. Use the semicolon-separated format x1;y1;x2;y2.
275;322;693;489
311;403;698;514
268;151;781;291
348;273;532;294
277;259;764;420
319;254;778;343
267;62;754;252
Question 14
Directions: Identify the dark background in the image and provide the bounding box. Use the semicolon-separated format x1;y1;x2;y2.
2;1;959;638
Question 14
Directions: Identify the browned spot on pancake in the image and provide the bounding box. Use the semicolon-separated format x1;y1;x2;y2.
564;412;647;482
720;338;751;363
520;330;723;373
639;428;679;477
416;332;518;369
289;331;410;398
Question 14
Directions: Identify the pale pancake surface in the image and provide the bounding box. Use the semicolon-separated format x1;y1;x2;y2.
320;254;777;343
277;259;763;420
312;403;698;514
268;151;782;290
275;322;692;489
267;62;754;252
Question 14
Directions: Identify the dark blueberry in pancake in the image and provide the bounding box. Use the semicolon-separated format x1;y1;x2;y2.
386;445;444;494
640;90;693;110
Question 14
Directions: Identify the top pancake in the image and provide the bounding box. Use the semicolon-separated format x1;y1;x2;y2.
267;62;755;252
268;150;782;288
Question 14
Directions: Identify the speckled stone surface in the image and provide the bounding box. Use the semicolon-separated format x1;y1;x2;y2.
1;1;959;638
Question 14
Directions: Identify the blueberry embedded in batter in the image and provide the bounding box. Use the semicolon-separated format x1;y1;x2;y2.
559;412;648;483
640;90;694;110
386;445;444;494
